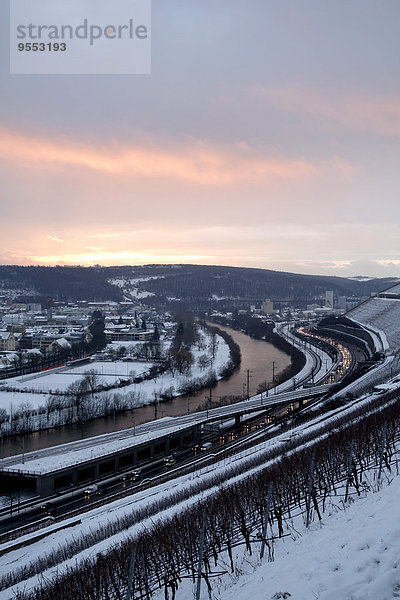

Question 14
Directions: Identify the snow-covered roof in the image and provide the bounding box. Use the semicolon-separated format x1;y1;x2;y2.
53;337;71;349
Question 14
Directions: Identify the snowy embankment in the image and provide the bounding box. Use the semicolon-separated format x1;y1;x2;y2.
331;355;400;402
220;472;400;600
96;326;231;407
1;385;398;599
0;327;231;434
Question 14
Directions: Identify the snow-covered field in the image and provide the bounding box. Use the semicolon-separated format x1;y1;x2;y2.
107;276;162;299
0;328;231;418
108;340;152;351
1;361;152;394
102;328;231;406
0;390;49;413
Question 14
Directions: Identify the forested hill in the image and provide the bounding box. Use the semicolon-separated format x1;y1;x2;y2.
0;264;396;307
0;265;122;302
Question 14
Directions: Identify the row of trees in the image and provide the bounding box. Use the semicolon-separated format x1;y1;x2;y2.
1;320;239;435
1;388;144;435
8;385;400;599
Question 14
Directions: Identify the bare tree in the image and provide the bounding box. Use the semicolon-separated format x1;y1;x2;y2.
197;354;210;370
209;332;218;361
82;370;100;398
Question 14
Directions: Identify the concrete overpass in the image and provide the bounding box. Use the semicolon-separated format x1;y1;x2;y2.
0;384;333;497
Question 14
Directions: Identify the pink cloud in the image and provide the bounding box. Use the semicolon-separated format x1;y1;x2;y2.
0;127;321;186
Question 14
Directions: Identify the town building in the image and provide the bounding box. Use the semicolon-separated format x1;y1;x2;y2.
262;298;274;315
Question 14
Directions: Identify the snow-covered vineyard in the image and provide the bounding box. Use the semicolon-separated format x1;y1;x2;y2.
3;282;400;599
3;380;400;600
220;463;400;600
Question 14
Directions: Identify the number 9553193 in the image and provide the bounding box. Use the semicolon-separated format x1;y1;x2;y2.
18;42;67;51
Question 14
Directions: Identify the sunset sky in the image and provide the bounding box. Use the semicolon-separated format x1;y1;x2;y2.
1;0;400;277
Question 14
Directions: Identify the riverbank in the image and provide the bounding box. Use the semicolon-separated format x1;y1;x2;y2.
209;314;306;390
0;325;290;457
0;326;232;439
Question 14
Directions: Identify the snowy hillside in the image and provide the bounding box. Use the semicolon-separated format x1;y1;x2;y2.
220;474;400;600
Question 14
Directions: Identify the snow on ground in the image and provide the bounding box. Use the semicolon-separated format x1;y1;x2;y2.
1;401;338;590
1;362;152;394
69;360;149;377
0;461;221;588
350;319;389;353
1;390;400;599
219;475;400;600
79;328;231;413
107;276;163;298
0;328;231;416
108;340;151;351
0;390;48;412
111;328;231;405
1;326;400;597
0;413;320;596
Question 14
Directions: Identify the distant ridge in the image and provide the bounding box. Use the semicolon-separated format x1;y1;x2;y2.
0;264;396;307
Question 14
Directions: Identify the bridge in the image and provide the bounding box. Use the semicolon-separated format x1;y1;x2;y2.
0;384;333;497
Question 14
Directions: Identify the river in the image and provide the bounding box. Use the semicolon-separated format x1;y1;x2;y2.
0;325;290;458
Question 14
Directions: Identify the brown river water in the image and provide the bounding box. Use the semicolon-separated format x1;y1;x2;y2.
0;324;290;458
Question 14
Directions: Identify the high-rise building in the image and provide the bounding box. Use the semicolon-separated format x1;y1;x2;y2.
325;290;334;309
262;298;274;315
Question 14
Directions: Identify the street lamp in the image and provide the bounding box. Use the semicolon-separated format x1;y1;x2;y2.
272;361;275;388
132;410;136;436
206;395;211;418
